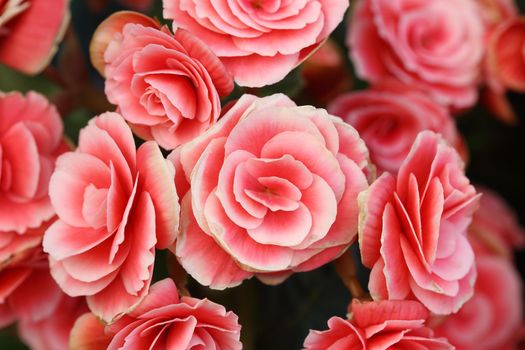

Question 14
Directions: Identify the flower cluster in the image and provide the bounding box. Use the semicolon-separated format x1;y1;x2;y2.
0;0;524;349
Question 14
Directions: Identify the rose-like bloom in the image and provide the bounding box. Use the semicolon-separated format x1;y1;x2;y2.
43;112;179;323
300;39;352;106
0;0;69;74
469;187;525;259
349;0;485;109
90;11;233;150
432;256;523;350
70;278;242;349
163;0;349;87
329;83;465;174
169;93;370;289
304;299;453;349
0;91;66;233
359;131;480;315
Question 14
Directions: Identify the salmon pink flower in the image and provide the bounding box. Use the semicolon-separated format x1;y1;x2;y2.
0;0;69;74
359;131;480;314
0;91;66;233
90;11;233;150
43;112;179;323
70;278;242;350
170;93;370;289
329;83;465;174
304;299;453;349
163;0;349;87
349;0;485;109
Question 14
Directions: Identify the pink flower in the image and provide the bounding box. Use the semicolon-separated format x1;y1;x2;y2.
349;0;485;109
163;0;349;87
0;0;69;74
432;255;523;350
359;131;480;315
304;299;453;349
70;278;242;349
329;83;465;174
90;11;233;150
43;112;179;323
170;94;370;289
468;187;525;259
0;91;66;233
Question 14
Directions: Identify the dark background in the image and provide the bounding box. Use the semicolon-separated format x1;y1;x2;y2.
0;0;524;349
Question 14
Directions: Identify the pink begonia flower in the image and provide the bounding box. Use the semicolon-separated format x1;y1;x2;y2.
359;131;480;315
0;242;87;350
70;278;242;349
169;94;370;289
468;187;525;259
162;0;349;87
348;0;485;109
432;255;523;350
90;11;233;150
43;112;179;323
0;91;66;233
329;82;465;175
0;0;69;74
304;299;453;349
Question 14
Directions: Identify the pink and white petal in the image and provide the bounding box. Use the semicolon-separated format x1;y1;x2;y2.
191;137;227;232
410;266;477;315
381;204;411;300
8;269;63;322
307;156;368;250
69;313;113;350
136;141;179;249
175;196;252;290
0;196;55;233
87;268;152;323
174;28;234;96
203;193;294;272
49;152;111;228
89;11;160;76
292;175;337;248
49;258;118;297
246;203;312;246
128;278;179;318
43;221;113;261
178;94;258;178
0;0;69;74
432;234;474;282
221;53;300;88
358;173;396;268
119;192;156;296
